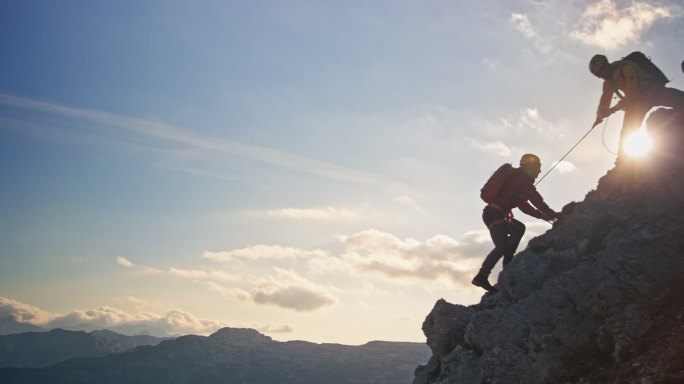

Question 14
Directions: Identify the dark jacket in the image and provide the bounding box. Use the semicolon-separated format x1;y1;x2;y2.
491;167;557;220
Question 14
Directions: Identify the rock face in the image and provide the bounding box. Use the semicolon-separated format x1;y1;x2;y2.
414;108;684;384
0;327;430;384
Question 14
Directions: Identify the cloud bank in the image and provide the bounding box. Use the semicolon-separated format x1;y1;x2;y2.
571;0;674;50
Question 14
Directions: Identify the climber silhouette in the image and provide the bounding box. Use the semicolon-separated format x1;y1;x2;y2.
589;53;684;160
472;154;562;293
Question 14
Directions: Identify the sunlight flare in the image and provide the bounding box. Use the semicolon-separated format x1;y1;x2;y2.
623;129;653;157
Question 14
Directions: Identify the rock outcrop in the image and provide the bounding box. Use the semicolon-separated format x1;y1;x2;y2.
415;108;684;384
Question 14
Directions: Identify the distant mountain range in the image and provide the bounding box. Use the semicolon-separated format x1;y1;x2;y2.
0;315;173;338
0;328;166;369
0;316;45;335
0;327;430;384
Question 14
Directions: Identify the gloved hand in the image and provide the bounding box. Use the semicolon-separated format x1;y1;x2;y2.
542;211;562;224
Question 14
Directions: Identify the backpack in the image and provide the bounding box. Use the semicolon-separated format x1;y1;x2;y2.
480;163;516;204
622;51;670;87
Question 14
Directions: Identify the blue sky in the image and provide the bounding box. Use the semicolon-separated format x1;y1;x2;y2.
1;0;683;344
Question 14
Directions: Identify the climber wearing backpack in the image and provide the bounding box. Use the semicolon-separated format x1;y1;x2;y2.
471;154;561;293
589;52;684;158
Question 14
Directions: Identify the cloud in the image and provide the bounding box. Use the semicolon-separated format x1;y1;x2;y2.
116;256;134;268
153;309;226;336
394;195;425;212
251;269;338;312
340;229;478;284
197;281;251;301
511;13;538;39
0;93;391;186
256;324;294;334
471;140;513;156
58;306;225;336
253;286;336;312
483;57;501;71
168;267;240;282
0;296;57;325
478;107;561;139
204;245;330;263
551;160;577;173
118;296;155;310
571;0;673;51
257;207;361;221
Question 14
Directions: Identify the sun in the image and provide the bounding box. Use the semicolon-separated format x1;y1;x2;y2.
623;129;653;157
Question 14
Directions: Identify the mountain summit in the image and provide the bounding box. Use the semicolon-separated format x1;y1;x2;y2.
414;108;684;384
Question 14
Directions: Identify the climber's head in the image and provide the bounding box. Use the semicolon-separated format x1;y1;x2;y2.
520;153;542;179
589;54;610;79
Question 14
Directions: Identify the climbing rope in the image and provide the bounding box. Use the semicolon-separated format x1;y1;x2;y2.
601;116;618;155
535;116;611;186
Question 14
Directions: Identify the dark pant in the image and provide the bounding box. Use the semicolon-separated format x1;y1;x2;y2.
477;207;526;279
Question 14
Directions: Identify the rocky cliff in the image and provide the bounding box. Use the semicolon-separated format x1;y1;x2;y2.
414;108;684;384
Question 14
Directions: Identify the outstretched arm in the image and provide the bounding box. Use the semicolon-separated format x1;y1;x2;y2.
521;183;559;221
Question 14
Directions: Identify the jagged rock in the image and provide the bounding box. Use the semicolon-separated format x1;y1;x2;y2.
414;108;684;384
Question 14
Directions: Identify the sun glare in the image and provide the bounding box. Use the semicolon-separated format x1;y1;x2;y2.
623;129;653;157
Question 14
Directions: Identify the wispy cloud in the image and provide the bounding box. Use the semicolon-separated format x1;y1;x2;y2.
116;256;134;268
471;140;513;157
118;296;156;311
478;107;561;139
552;160;577;173
509;11;557;54
571;0;674;51
255;206;362;221
204;245;330;263
168;267;240;282
0;93;390;185
511;13;538;39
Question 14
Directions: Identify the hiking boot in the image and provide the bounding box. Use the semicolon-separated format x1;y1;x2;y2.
471;275;497;293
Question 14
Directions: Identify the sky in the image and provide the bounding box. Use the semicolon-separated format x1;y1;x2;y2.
1;0;683;345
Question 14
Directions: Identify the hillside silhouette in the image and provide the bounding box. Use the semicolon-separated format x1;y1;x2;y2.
414;108;684;383
0;327;429;384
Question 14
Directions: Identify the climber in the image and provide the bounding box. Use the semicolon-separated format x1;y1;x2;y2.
471;154;562;293
589;53;684;160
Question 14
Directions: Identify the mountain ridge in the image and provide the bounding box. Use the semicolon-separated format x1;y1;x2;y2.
0;326;430;384
0;328;166;369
